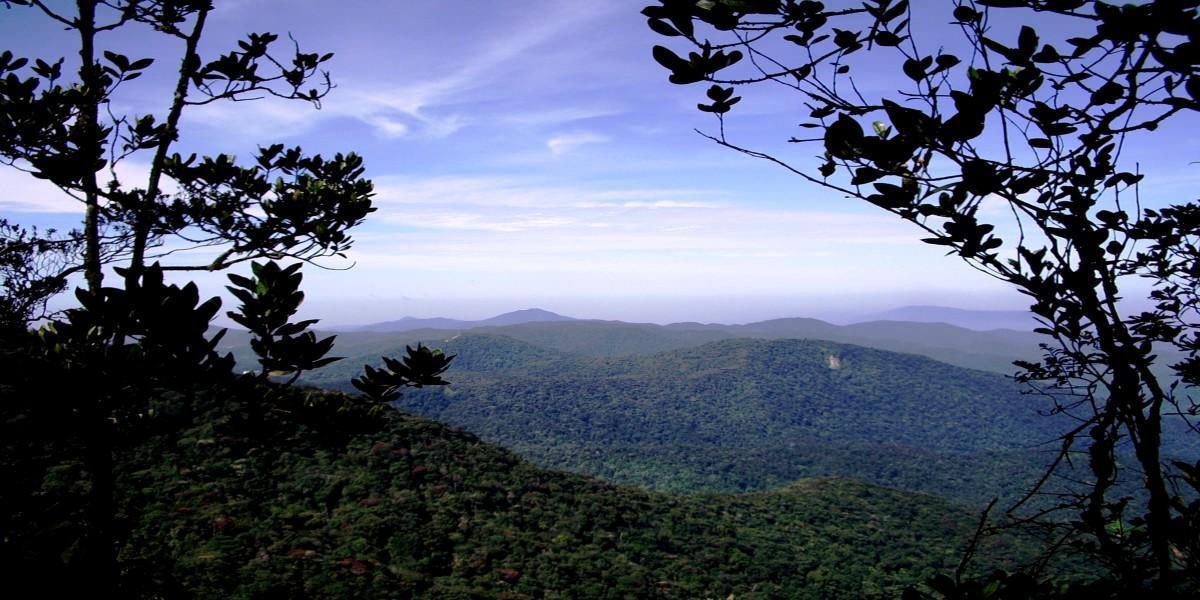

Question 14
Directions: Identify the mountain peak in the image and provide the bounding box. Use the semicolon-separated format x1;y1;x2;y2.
481;308;575;326
353;308;574;333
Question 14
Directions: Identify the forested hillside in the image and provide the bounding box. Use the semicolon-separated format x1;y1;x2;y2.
299;335;1048;499
300;335;1197;507
2;377;1053;599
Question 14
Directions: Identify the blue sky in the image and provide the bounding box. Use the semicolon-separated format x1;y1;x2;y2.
2;1;1196;324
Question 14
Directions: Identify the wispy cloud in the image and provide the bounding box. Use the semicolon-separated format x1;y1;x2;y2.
394;211;579;233
355;175;924;270
370;175;723;211
332;189;960;302
502;106;625;127
0;166;79;213
619;200;713;209
0;161;161;214
181;96;319;142
186;2;618;142
547;132;610;155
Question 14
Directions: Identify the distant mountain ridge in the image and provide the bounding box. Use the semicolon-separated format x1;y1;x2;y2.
320;306;1046;373
216;310;1049;375
353;307;574;332
858;305;1037;331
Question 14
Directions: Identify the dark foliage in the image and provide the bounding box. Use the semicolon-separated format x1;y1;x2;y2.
352;345;454;404
0;0;371;297
0;219;80;327
0;2;455;593
643;0;1200;591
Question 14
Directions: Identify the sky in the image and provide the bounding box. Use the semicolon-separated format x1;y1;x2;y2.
2;1;1198;325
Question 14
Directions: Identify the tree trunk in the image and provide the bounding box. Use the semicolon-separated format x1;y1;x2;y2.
132;6;209;282
76;0;103;293
1133;412;1173;587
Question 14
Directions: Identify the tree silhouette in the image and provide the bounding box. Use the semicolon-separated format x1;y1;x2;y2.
0;219;80;327
0;1;452;590
644;0;1198;593
0;0;372;297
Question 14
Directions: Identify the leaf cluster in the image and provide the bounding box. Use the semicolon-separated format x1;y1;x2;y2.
226;260;340;380
642;0;1200;589
352;344;454;403
0;0;364;296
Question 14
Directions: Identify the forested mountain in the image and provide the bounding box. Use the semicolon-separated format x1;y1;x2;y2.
683;318;1040;373
301;335;1058;503
481;317;1040;373
300;335;1196;508
417;337;1058;453
3;380;1057;598
221;313;1048;375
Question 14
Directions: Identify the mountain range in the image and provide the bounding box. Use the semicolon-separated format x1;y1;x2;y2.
350;308;575;332
15;306;1136;596
217;307;1050;374
350;305;1038;333
859;305;1037;331
216;307;1194;508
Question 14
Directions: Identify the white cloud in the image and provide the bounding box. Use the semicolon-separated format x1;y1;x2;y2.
363;177;930;266
0;160;158;214
338;86;470;140
396;211;578;233
0;166;81;213
371;175;724;212
216;166;1007;317
182;96;319;141
502;106;625;127
547;132;610;155
620;200;714;209
0;160;177;214
362;115;410;138
181;3;621;141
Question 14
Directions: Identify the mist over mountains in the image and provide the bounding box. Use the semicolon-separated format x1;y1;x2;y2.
350;308;576;333
234;305;1045;375
348;305;1037;333
860;305;1038;331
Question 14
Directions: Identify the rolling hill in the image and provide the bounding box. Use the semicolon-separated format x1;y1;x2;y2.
302;334;1193;507
302;335;1070;504
3;377;1056;598
216;310;1196;510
